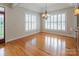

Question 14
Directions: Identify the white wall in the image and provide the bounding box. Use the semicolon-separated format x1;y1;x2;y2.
5;5;40;42
41;7;77;38
0;4;77;43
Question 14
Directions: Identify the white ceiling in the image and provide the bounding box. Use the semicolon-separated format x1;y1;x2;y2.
15;3;75;13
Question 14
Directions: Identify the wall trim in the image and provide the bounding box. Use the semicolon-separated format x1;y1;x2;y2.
6;31;40;43
42;31;75;38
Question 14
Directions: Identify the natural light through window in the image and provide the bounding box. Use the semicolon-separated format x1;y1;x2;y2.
0;7;4;39
45;13;66;31
25;14;37;31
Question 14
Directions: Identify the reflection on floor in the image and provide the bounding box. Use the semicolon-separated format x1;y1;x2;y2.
0;32;78;56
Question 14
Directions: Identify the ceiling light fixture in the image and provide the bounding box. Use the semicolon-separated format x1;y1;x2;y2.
42;4;49;19
74;8;79;16
74;3;79;16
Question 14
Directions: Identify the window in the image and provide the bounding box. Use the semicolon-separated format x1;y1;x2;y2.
61;14;66;30
45;13;66;31
25;14;37;31
58;14;62;30
53;15;57;30
0;7;4;39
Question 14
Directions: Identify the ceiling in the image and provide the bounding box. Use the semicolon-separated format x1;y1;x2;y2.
15;3;75;13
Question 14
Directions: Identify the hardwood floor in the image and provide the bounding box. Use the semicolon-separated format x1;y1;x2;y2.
0;32;79;56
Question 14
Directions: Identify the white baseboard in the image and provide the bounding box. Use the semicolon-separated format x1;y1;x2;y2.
6;31;75;43
6;31;40;43
42;31;75;38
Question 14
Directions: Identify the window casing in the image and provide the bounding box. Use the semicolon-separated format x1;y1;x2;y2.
25;14;37;31
45;13;66;31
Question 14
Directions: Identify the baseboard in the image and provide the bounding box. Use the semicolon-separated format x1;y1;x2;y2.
6;31;40;43
6;31;75;43
42;31;74;38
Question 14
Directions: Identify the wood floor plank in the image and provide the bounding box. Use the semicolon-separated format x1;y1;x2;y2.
0;32;78;56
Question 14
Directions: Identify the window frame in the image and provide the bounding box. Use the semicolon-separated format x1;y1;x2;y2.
25;13;37;32
0;6;5;43
44;13;67;32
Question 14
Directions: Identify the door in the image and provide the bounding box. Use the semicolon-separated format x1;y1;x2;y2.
0;7;5;43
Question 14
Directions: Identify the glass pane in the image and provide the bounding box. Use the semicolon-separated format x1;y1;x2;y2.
45;22;48;29
62;14;65;22
25;14;29;22
51;16;54;22
33;23;36;30
35;23;37;30
58;14;62;22
58;23;61;30
46;16;50;22
58;14;62;30
28;14;32;22
54;23;57;30
29;22;31;31
31;23;33;30
0;14;4;39
34;16;36;22
51;23;53;29
62;23;65;30
32;15;36;22
25;14;29;31
62;14;66;31
32;15;34;22
54;15;57;22
48;23;50;29
25;23;29;31
51;16;54;30
53;15;57;30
